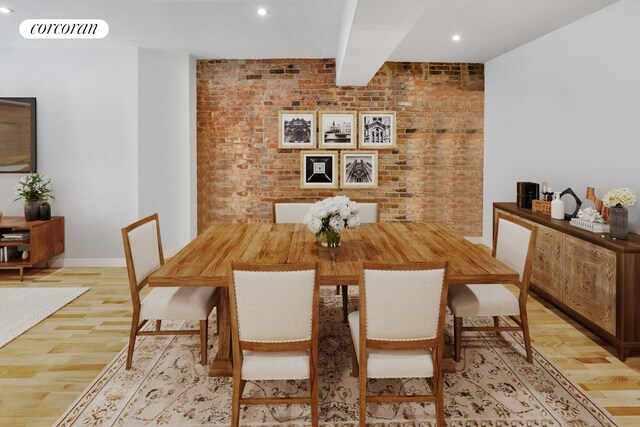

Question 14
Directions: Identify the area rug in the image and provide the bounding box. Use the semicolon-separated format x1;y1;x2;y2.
0;287;89;348
55;291;619;427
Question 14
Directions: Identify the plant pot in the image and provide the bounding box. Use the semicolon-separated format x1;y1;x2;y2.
609;204;628;240
24;200;42;221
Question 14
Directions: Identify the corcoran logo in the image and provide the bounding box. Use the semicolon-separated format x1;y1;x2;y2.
19;19;109;39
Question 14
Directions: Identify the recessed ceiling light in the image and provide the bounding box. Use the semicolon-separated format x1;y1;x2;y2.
257;7;267;16
0;7;14;14
452;34;461;42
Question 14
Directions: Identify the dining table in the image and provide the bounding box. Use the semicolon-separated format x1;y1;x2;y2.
148;222;519;377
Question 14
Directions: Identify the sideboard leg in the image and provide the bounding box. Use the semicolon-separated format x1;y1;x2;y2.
19;267;24;282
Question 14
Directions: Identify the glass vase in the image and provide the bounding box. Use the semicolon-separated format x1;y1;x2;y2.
609;204;628;240
319;229;341;248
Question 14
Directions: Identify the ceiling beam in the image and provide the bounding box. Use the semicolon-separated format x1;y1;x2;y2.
335;0;429;87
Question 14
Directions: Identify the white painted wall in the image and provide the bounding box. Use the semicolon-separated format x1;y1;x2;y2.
1;47;196;264
484;0;640;244
137;49;195;255
0;48;139;264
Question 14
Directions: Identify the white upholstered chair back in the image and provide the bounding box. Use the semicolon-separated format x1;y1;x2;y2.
364;267;446;341
494;218;533;282
125;219;162;286
357;203;378;223
232;268;316;342
274;203;314;224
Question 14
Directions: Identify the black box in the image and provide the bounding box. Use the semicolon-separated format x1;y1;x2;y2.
517;182;539;209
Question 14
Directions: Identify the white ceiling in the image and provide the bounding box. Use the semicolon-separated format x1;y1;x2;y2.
0;0;618;84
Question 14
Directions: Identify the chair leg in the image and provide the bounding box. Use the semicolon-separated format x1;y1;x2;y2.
231;374;242;427
336;285;340;295
200;319;208;365
310;361;319;426
350;340;359;377
493;316;500;328
342;286;349;323
359;371;367;427
155;320;162;331
215;306;221;335
454;316;463;362
126;313;140;370
435;371;445;427
520;308;533;363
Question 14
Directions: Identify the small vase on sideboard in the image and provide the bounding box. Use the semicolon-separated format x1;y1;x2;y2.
609;204;628;240
24;200;42;221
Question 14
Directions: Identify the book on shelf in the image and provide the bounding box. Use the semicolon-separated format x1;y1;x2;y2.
1;246;19;262
2;232;30;240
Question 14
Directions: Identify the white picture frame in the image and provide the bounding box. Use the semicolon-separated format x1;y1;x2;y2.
341;151;378;189
359;111;396;149
319;111;357;149
279;111;316;149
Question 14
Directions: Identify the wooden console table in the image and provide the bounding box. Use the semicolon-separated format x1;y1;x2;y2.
0;216;65;281
494;202;640;361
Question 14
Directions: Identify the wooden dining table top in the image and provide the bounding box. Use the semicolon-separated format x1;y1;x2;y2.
148;222;519;288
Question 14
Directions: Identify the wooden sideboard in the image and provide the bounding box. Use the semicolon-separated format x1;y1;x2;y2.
0;216;65;281
494;203;640;361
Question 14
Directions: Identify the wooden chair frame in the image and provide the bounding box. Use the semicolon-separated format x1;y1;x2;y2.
121;214;220;369
229;262;320;427
336;199;380;322
453;212;538;363
351;261;449;427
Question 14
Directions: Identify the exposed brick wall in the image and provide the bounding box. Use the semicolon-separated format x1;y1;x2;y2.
197;59;484;235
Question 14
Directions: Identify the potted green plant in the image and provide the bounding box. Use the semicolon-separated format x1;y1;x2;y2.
14;172;54;221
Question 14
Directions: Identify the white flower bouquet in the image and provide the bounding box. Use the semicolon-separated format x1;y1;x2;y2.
303;196;360;247
602;187;636;208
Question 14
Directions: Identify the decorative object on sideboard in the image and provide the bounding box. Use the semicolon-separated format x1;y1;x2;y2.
585;187;610;221
304;196;360;248
39;201;51;221
517;182;539;208
540;181;554;202
14;172;54;221
551;192;565;220
570;207;610;233
603;187;636;240
531;199;551;216
22;250;30;260
559;187;582;219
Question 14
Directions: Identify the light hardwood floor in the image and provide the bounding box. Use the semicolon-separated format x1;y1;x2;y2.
0;267;638;426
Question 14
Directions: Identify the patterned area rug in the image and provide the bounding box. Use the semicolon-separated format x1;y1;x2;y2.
55;291;619;426
0;287;89;348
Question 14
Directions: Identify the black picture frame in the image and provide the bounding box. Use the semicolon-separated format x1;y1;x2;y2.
0;97;37;173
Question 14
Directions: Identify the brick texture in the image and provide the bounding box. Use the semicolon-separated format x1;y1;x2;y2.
197;59;484;235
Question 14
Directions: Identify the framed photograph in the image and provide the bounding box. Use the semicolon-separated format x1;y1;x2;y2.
359;111;396;149
341;151;378;188
0;97;37;173
279;111;316;149
319;111;357;149
300;151;338;188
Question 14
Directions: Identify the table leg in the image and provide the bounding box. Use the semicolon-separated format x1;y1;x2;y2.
442;331;456;374
208;287;233;377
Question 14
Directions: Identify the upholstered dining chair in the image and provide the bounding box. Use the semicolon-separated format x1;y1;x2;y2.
121;214;221;369
229;262;320;427
336;201;378;322
273;200;315;224
447;212;538;363
349;261;449;427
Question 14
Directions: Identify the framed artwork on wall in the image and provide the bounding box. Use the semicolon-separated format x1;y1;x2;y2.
341;151;377;188
318;111;357;149
359;111;396;149
300;151;338;189
279;111;316;149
